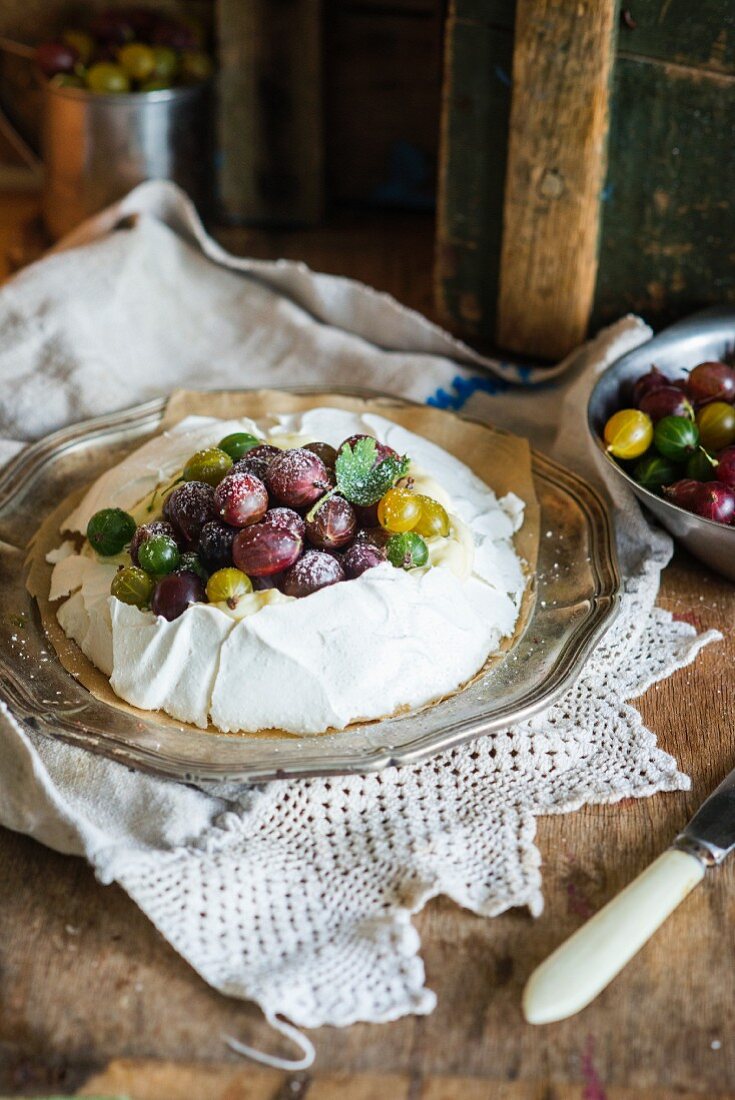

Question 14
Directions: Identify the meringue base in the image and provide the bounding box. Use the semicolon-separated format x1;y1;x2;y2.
27;392;539;739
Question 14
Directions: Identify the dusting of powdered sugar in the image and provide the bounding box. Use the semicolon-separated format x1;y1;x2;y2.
284;549;345;595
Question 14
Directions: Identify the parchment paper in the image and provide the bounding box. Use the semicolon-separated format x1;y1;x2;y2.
26;390;539;738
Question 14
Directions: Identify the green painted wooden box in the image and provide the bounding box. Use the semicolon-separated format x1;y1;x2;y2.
436;0;735;360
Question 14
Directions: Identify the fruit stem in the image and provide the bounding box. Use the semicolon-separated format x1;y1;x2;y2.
147;472;184;513
306;487;336;523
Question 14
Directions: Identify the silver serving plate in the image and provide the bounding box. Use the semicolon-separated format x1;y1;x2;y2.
588;307;735;581
0;389;620;783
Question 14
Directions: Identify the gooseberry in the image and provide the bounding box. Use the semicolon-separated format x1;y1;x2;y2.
137;533;180;576
214;471;268;527
152;16;200;51
662;479;701;511
232;523;303;576
265;448;330;508
86;62;131;93
413;495;450;538
377;487;422;532
179;49;213;83
632;366;670;406
151;44;179;82
36;40;79;78
183;447;233;487
118;42;156;81
338;434;397;463
206;567;253;608
355;526;391;549
218;432;260;461
304;441;338;469
198;520;236;572
686;361;735;406
638;387;693;423
150;571;205;621
61;29;93;64
343;543;384;578
713;447;735;489
386;531;429;569
696;402;735;452
653;416;700;461
176;551;208;582
282;550;345;597
110;566;155;608
90;11;135;46
691;482;735;524
87;508;136;556
685;450;717;482
603;409;653;460
163;481;216;543
305;496;356;549
632;455;678;493
353;502;380;528
262;507;305;539
129;520;177;567
49;73;85;88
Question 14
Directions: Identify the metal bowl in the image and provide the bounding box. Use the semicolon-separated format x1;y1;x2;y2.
588;307;735;581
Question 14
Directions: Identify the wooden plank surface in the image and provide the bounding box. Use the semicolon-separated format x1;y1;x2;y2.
0;193;734;1098
615;0;735;73
496;0;619;360
592;7;735;329
324;2;442;206
71;1058;735;1099
435;0;514;340
435;0;735;354
216;0;323;226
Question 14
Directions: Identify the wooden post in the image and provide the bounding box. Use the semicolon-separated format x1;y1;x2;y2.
217;0;324;226
497;0;619;359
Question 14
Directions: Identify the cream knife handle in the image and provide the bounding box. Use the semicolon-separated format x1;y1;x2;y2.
523;848;705;1025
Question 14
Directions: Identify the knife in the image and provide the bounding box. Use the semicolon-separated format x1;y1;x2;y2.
523;766;735;1024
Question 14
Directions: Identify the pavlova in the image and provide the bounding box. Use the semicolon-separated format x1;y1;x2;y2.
47;407;529;734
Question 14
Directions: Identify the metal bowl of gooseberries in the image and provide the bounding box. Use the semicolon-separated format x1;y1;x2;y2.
588;306;735;582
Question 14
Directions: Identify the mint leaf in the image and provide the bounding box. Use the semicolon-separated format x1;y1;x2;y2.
335;437;409;506
335;436;377;487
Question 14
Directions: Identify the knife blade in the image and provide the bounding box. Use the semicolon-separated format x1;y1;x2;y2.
674;765;735;865
522;764;735;1025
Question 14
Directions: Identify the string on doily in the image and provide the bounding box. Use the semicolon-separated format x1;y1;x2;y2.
224;1010;316;1070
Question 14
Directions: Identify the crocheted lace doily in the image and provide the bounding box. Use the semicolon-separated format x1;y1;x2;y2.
114;572;717;1032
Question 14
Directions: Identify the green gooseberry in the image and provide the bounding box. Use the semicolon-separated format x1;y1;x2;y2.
653;416;700;462
182;447;233;487
218;432;261;461
633;454;678;493
386;531;429;570
138;534;180;576
87;508;136;556
111;566;155;608
685;449;718;483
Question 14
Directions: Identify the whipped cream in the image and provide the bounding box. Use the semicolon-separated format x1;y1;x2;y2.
50;409;527;734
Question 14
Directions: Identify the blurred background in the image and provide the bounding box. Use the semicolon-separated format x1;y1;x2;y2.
0;0;733;361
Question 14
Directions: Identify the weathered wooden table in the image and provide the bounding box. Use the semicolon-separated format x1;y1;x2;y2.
0;195;733;1100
